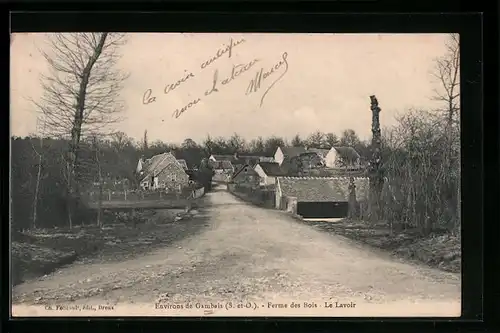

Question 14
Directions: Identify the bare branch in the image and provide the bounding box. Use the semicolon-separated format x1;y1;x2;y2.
32;33;129;140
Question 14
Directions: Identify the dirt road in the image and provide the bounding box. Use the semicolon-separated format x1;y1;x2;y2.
12;186;461;317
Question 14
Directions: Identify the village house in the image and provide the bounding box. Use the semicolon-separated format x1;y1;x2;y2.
209;152;272;170
208;154;234;162
273;146;307;166
324;146;361;169
275;176;369;218
306;147;330;163
254;162;288;186
210;160;235;182
135;152;189;192
230;164;260;187
176;159;188;170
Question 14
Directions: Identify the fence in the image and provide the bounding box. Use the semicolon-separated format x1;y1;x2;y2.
227;183;275;208
85;186;204;203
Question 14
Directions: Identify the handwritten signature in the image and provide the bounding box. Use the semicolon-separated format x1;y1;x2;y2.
246;52;289;107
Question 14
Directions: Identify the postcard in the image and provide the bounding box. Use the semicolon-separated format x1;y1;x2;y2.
10;32;461;317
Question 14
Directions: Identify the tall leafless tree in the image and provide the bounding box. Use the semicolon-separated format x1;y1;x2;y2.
432;34;460;131
30;118;47;229
30;33;129;228
431;33;460;231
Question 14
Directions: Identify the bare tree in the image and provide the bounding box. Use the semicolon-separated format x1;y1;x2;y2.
324;132;339;147
228;133;246;153
432;33;460;130
431;33;460;231
339;129;361;147
110;131;130;151
91;135;104;228
182;138;198;149
30;117;47;229
30;33;129;228
290;134;303;147
203;135;216;155
306;131;325;148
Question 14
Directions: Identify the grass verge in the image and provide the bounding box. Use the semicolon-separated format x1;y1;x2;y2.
296;218;460;273
11;203;208;286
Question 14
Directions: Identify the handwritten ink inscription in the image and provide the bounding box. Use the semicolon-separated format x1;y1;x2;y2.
141;36;289;119
164;70;195;95
172;98;202;119
246;52;289;107
205;59;260;96
200;38;246;70
142;89;156;105
174;58;259;118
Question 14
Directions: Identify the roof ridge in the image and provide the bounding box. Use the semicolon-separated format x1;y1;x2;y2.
279;176;369;180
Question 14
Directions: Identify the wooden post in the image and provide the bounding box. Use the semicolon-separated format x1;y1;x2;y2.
348;176;358;219
108;189;111;201
124;189;127;201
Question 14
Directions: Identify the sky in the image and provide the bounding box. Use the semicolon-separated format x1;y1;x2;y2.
10;33;450;144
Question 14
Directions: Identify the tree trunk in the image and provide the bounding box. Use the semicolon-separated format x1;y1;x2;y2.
32;153;42;229
97;175;103;228
67;33;108;228
368;95;384;222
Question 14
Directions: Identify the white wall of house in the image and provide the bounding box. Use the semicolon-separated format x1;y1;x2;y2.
254;164;276;186
275;178;282;209
324;148;362;169
209;155;217;161
136;159;143;173
274;147;285;165
324;148;339;168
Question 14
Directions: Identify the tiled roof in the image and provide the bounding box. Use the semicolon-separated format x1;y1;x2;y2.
257;162;287;176
277;176;370;202
209;160;234;170
280;146;307;157
259;156;275;162
211;154;235;161
307;148;330;157
176;159;188;170
333;147;360;161
238;156;262;166
141;152;182;181
211;154;269;166
232;164;259;178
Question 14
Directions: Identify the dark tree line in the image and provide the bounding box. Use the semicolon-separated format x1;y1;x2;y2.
11;116;460;236
11;128;367;231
